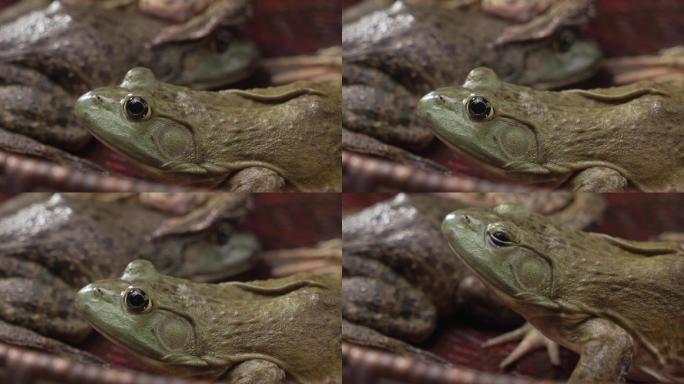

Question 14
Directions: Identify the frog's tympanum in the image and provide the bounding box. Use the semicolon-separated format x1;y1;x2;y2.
420;67;684;192
0;193;259;362
76;68;342;192
0;1;256;164
342;193;604;362
342;0;601;159
76;260;342;383
442;204;684;383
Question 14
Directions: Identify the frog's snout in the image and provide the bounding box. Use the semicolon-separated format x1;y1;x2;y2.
417;91;449;118
74;92;104;120
442;210;481;238
75;283;106;314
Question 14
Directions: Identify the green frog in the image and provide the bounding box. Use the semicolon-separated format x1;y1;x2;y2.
76;259;342;383
0;193;259;362
442;204;684;383
342;192;604;362
342;0;601;164
0;1;257;165
75;68;342;192
419;67;684;192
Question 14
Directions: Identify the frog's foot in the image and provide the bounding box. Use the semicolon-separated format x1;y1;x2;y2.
0;320;106;366
226;359;286;384
343;130;449;174
342;320;450;366
494;0;594;46
482;323;560;369
151;0;252;46
571;167;628;192
225;167;286;192
605;46;684;84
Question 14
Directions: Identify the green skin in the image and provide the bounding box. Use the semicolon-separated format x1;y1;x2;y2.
419;67;684;192
442;204;684;383
342;192;604;362
76;260;342;383
0;1;256;166
0;193;259;363
342;0;601;158
75;68;342;192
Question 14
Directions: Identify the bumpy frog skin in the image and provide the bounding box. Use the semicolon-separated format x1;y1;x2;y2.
0;193;259;361
442;204;684;383
420;67;684;192
76;68;342;192
76;260;341;383
342;1;601;153
0;1;256;161
342;193;604;362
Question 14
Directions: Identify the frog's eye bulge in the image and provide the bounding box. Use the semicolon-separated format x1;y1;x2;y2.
124;95;152;121
124;287;152;313
488;230;513;247
554;29;576;53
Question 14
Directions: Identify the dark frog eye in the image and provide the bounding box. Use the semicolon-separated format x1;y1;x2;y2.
489;230;513;247
213;29;233;52
124;96;151;121
124;287;151;312
466;96;493;121
555;29;576;53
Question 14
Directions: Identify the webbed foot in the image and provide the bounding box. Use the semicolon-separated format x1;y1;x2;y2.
482;322;560;369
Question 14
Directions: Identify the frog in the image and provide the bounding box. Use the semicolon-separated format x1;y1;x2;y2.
0;0;253;47
76;259;342;383
342;192;604;363
342;0;601;167
606;46;684;85
75;67;342;192
0;1;257;165
0;193;259;362
441;203;684;383
419;66;684;192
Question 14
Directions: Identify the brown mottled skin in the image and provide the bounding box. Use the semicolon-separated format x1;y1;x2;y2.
420;67;684;191
0;193;258;361
342;193;604;361
443;204;684;383
0;1;255;164
342;0;601;166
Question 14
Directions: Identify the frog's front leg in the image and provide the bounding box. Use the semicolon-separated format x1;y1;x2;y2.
481;322;560;368
343;64;433;150
343;255;436;343
226;359;286;384
571;167;628;192
226;167;285;192
565;318;634;383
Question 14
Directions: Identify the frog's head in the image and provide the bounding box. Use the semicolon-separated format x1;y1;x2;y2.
441;204;564;315
157;220;260;281
152;28;258;89
75;260;223;378
496;28;602;89
75;67;219;184
419;67;556;180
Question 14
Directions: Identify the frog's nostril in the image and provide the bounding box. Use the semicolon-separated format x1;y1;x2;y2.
437;95;445;103
463;215;471;224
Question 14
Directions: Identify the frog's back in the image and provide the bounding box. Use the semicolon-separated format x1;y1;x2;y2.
0;2;162;93
201;81;341;192
343;2;505;94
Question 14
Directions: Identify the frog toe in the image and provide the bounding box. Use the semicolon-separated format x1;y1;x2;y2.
483;323;560;369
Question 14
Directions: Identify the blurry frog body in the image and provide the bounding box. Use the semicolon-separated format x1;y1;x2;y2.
0;193;259;359
419;67;684;192
442;204;684;383
77;260;342;383
76;67;342;192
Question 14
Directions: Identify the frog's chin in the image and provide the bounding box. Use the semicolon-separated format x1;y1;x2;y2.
532;61;601;90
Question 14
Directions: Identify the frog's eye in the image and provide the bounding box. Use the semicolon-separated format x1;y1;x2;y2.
466;96;493;121
124;96;151;121
213;29;233;52
124;287;151;312
554;29;576;53
216;222;233;245
488;230;513;247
